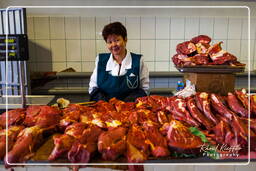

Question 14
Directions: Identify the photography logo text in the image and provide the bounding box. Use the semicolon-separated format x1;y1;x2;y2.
200;143;242;158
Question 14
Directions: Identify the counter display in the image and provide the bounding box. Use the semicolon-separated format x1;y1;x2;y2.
0;89;255;170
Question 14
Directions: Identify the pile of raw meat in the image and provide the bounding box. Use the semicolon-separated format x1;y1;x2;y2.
172;35;245;67
0;89;255;170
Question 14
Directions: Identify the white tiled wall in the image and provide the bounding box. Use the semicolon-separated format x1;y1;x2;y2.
27;16;256;72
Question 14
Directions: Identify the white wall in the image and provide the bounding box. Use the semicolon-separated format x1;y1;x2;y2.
25;9;255;72
1;1;255;73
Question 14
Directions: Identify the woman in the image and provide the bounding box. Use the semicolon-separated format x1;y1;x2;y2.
89;22;149;102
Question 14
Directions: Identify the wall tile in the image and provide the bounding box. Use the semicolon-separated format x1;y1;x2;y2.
170;39;182;56
96;39;108;54
156;40;169;61
28;39;36;62
240;39;254;63
145;61;155;71
213;17;228;39
243;18;256;40
155;81;169;88
27;17;34;39
252;18;256;40
50;17;65;39
35;40;51;62
227;39;241;57
127;40;140;54
65;17;81;39
110;16;125;24
199;17;214;38
241;18;248;40
240;39;248;61
126;17;140;39
34;17;49;39
170;17;185;39
228;18;242;39
51;40;66;62
185;17;199;39
95;17;110;39
141;40;155;62
82;61;95;72
52;62;67;72
195;166;234;171
66;40;81;61
28;62;37;72
170;62;177;71
67;62;82;72
156;17;170;39
141;17;155;39
81;40;96;61
81;17;95;39
254;39;256;70
37;62;52;72
155;61;169;71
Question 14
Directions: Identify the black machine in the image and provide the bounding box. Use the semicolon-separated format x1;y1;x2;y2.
0;34;29;61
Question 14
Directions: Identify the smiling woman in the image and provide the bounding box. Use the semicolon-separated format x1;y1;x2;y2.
89;22;149;102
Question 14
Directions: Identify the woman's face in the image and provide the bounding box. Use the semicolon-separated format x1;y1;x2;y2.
106;34;127;57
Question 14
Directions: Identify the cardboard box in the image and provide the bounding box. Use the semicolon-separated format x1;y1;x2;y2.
184;73;235;95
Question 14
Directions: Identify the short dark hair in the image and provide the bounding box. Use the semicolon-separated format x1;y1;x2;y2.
102;22;127;42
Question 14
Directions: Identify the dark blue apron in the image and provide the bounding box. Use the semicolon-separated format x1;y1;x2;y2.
97;53;141;99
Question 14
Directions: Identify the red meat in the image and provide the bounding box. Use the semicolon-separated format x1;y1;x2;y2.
98;127;127;161
164;120;204;153
5;126;44;166
227;92;248;117
176;41;197;55
0;109;26;128
191;35;211;44
195;92;218;125
0;126;24;159
186;97;215;129
210;93;235;121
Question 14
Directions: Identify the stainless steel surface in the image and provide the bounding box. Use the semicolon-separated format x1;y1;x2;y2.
0;95;55;109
